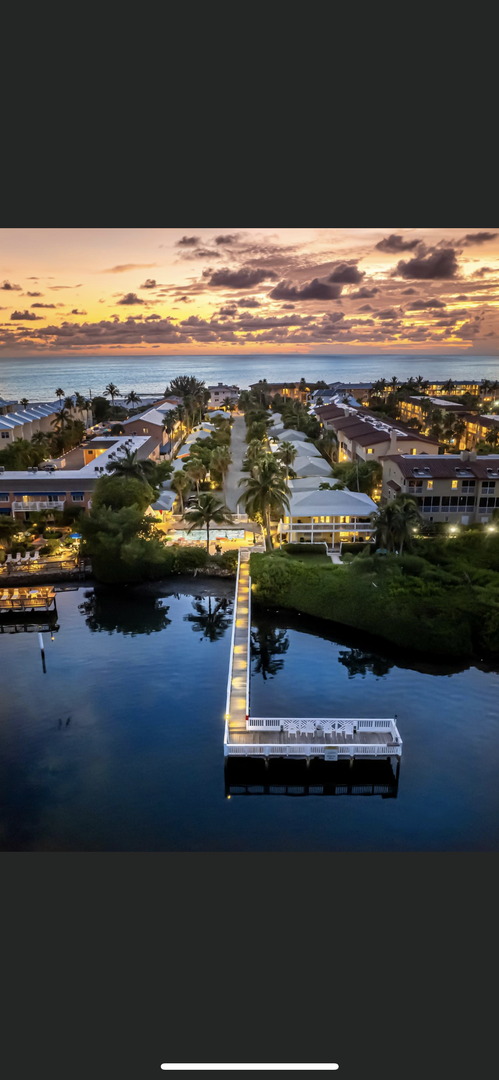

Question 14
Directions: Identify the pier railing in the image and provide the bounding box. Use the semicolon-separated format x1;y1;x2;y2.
224;548;241;721
247;717;397;734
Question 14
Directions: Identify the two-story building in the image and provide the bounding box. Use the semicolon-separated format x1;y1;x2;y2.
207;383;239;409
381;452;499;525
278;488;377;550
121;400;181;455
315;403;440;462
0;435;158;522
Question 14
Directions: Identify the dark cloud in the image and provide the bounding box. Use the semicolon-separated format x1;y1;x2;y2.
49;283;83;290
328;263;365;284
350;286;380;298
175;236;201;247
219;305;238;316
372;308;399;320
208;267;278;289
358;304;375;312
281;303;295;309
140;279;158;289
269;278;342;301
461;232;498;245
145;314;161;321
27;291;42;297
236;297;261;308
473;267;495;277
376;234;420;253
31;302;56;309
393;248;459;280
180;248;222;260
1;280;22;290
117;293;146;305
406;298;447;310
10;310;42;320
214;234;242;245
455;295;468;300
101;264;157;273
71;309;87;315
401;287;417;294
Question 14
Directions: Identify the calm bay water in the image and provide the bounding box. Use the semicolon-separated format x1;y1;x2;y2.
1;353;499;401
1;582;498;851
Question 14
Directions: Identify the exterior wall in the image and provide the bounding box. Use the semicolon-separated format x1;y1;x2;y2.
280;513;374;549
208;385;239;408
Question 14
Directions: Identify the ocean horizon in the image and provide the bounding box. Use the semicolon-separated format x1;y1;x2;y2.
1;352;499;401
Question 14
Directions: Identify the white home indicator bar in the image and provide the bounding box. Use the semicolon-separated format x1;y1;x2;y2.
160;1067;339;1072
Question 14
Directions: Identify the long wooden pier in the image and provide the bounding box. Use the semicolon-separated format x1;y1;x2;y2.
224;549;403;760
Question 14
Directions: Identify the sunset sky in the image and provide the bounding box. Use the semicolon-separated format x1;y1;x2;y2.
1;227;498;355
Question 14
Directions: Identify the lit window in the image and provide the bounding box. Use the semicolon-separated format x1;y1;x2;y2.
427;480;433;490
367;448;373;454
451;480;458;489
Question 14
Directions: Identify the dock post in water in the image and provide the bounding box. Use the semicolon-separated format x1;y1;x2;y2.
38;631;46;673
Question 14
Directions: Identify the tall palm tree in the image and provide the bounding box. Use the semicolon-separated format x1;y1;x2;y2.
31;430;49;451
20;397;29;409
239;456;291;550
372;495;422;554
185;458;206;495
452;417;468;450
104;383;120;410
210;445;232;498
162;412;176;448
126;391;141;408
55;388;65;409
316;431;337;464
170;470;192;515
390;376;398;392
442;379;454;395
184;493;234;553
51;407;70;434
276;440;297;483
242;439;268;472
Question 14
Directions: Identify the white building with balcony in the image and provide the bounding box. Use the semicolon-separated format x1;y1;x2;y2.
278;488;377;550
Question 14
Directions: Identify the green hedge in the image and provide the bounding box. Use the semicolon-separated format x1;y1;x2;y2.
284;543;328;556
249;548;499;660
340;541;375;556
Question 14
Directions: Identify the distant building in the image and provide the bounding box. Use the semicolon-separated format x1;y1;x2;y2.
381;452;499;525
249;381;310;403
315;403;440;462
207;383;239;409
0;397;91;446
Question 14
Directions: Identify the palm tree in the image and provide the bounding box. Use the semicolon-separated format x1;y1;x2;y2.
185;458;206;495
210;445;232;498
105;448;145;482
442;379;454;395
31;430;49;451
126;391;141;408
55;388;65;410
184;493;234;552
20;397;29;410
372;495;422;554
243;439;268;472
162;412;176;448
372;378;386;397
452;417;468;449
390;376;398;392
170;469;192;515
239;456;291;550
184;596;232;641
104;383;120;411
316;431;337;465
51;407;70;434
276;441;298;483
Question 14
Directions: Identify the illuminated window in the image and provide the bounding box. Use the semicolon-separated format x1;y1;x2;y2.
367;448;373;454
427;480;433;490
451;479;458;489
410;448;417;455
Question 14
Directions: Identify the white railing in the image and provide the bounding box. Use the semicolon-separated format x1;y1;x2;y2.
224;548;241;720
11;500;66;511
246;572;251;721
224;742;402;758
247;717;396;734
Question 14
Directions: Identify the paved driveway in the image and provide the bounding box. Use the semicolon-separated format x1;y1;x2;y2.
225;414;248;512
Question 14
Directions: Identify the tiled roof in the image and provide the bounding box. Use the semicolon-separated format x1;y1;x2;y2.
382;453;499;480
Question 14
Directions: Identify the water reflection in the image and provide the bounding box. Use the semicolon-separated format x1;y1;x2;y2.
225;756;400;798
78;588;171;636
250;625;290;680
338;648;393;680
184;595;233;642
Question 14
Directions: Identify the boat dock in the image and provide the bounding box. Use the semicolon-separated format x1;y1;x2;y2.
224;549;403;760
0;586;56;612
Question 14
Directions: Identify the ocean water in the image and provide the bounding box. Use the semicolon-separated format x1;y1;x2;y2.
1;353;499;401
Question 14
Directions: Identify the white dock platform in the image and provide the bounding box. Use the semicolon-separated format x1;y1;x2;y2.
223;549;403;760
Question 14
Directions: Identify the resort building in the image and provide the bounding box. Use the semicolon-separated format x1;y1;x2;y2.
315;403;440;462
279;488;376;550
122;400;181;455
249;380;311;403
398;396;499;451
207;383;239;409
0;434;158;521
0;397;91;445
381;452;499;525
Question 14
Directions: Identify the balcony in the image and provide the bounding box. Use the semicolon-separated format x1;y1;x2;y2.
12;500;66;512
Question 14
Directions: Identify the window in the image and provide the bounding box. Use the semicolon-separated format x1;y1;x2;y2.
410;447;417;455
367;448;373;454
0;493;8;501
482;480;496;492
427;480;433;490
451;479;458;489
71;493;84;502
462;480;475;492
1;431;10;439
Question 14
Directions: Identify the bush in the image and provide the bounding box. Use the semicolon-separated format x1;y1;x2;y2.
397;554;426;576
44;529;63;540
172;545;208;572
285;543;328;556
39;545;51;556
340;541;375;556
